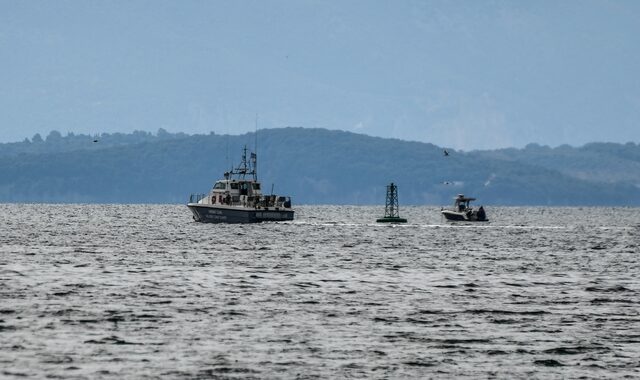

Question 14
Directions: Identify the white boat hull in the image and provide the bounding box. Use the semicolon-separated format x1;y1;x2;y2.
441;210;488;222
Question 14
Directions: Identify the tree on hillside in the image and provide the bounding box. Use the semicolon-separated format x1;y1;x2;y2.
46;130;63;143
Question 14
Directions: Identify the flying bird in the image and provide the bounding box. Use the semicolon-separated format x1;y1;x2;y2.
443;149;449;156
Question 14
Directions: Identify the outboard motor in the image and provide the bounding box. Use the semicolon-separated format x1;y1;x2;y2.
477;206;486;221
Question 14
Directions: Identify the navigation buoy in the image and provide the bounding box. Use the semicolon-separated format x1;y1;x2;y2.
376;182;407;223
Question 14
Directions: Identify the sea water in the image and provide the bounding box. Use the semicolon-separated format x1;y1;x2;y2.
1;204;639;379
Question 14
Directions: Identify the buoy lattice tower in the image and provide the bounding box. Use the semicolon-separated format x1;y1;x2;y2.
385;183;400;218
376;182;407;223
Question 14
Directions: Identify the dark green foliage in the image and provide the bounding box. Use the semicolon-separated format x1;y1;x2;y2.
473;141;640;185
0;128;638;205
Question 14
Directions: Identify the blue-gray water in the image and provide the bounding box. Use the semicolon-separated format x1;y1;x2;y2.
1;205;639;379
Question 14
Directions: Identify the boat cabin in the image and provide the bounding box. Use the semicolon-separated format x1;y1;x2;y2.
210;179;261;203
208;179;290;209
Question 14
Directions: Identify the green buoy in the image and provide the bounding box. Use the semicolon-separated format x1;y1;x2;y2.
376;182;407;223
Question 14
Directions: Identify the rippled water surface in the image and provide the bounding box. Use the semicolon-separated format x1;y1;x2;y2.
1;204;640;379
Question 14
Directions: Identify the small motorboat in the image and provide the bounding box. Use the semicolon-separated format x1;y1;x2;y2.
441;194;488;222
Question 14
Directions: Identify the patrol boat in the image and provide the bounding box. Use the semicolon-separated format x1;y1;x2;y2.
187;146;294;223
441;194;488;222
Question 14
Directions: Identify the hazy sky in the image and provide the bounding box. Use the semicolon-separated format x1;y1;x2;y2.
1;0;639;149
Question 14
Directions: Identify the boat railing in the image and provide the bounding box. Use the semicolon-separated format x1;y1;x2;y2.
189;193;207;203
255;195;291;209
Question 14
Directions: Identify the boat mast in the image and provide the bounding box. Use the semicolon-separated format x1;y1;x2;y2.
228;115;258;182
253;114;258;182
230;145;257;181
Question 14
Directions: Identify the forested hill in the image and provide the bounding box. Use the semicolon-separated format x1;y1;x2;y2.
1;128;639;205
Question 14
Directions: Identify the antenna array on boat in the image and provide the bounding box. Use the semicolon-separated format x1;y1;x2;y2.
229;145;257;181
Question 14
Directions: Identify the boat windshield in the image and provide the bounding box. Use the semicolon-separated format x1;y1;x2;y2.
213;182;226;190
